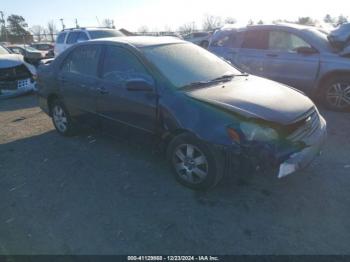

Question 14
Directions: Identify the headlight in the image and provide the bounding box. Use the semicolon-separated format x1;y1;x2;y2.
240;122;278;142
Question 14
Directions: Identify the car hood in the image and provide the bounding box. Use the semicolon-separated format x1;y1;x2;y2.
186;76;315;125
0;54;25;69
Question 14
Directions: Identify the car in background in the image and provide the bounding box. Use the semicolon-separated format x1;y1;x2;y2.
209;23;350;111
7;45;48;65
54;27;125;56
37;37;326;190
183;32;212;48
0;44;37;98
30;42;55;58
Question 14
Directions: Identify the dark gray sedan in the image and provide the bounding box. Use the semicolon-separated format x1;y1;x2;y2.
209;24;350;111
37;37;326;190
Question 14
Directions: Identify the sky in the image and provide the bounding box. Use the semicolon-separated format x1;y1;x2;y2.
1;0;349;31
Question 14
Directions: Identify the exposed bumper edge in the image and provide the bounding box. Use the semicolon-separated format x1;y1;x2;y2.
278;116;327;178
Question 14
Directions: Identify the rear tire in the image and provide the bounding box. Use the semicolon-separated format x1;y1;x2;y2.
321;75;350;111
167;133;224;191
50;99;76;136
200;41;209;48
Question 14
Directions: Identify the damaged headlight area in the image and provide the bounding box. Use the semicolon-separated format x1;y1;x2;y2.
240;122;279;142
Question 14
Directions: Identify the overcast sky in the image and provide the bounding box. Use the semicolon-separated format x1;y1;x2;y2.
1;0;349;31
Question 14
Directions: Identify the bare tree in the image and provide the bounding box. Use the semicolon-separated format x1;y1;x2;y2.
47;20;57;42
257;20;264;25
31;25;44;42
178;22;196;35
224;17;236;25
247;19;254;25
202;15;221;31
138;25;149;35
297;17;315;26
102;18;115;28
337;15;348;26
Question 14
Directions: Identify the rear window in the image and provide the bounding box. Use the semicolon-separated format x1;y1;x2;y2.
66;32;80;44
56;33;67;44
88;30;124;39
242;30;268;50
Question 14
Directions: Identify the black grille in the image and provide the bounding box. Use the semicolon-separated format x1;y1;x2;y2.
0;64;32;81
287;109;320;141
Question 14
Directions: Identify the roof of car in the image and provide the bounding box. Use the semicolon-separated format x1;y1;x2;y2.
90;36;185;47
218;23;316;32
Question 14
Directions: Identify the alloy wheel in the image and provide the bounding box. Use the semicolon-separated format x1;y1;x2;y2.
53;105;68;133
326;82;350;109
172;144;209;184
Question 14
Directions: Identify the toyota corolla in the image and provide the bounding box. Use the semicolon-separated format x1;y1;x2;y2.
37;37;327;190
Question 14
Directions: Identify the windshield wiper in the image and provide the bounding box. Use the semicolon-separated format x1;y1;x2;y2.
179;73;249;90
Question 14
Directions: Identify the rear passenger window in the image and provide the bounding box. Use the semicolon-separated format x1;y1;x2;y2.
242;30;268;50
56;33;67;44
101;46;151;82
77;32;89;42
211;31;243;48
66;32;80;44
61;45;101;76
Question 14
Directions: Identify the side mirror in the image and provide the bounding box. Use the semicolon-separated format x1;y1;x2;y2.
296;46;318;55
126;79;154;92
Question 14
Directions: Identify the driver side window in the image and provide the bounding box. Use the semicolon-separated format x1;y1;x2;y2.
101;46;151;83
268;31;312;52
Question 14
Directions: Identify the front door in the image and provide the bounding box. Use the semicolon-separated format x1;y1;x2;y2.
96;45;158;133
263;30;320;91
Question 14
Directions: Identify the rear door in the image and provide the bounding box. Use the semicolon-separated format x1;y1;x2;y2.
235;29;269;76
54;32;68;56
263;30;320;91
57;44;102;120
96;45;158;133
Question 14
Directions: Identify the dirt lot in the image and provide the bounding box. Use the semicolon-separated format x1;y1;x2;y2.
0;94;350;255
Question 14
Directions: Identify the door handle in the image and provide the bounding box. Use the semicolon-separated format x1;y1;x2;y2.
97;87;109;94
266;53;278;58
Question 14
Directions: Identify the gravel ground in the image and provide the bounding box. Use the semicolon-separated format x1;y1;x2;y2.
0;94;350;255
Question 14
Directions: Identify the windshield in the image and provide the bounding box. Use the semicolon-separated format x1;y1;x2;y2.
142;43;240;88
24;46;39;52
89;30;124;39
304;28;333;50
0;45;10;55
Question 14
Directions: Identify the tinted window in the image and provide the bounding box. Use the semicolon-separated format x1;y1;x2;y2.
66;32;80;44
56;33;67;44
211;31;243;48
89;30;124;39
77;32;89;42
101;46;150;82
268;31;312;52
242;30;268;49
61;45;101;76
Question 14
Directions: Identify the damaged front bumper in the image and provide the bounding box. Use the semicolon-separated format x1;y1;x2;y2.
223;114;327;179
277;116;327;178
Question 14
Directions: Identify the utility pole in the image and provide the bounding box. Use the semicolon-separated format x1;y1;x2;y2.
60;18;65;30
75;18;79;28
0;11;8;42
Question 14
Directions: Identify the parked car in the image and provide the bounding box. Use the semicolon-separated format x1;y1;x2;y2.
0;44;37;97
54;27;125;56
7;45;47;65
30;42;55;58
209;23;350;111
37;37;326;190
183;32;212;48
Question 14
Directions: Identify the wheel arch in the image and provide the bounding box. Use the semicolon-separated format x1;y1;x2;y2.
47;93;60;116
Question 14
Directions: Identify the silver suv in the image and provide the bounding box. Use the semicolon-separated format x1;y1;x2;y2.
54;27;124;57
209;24;350;111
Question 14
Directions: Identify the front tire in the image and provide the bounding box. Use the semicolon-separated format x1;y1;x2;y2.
321;76;350;111
167;133;224;191
51;99;76;136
